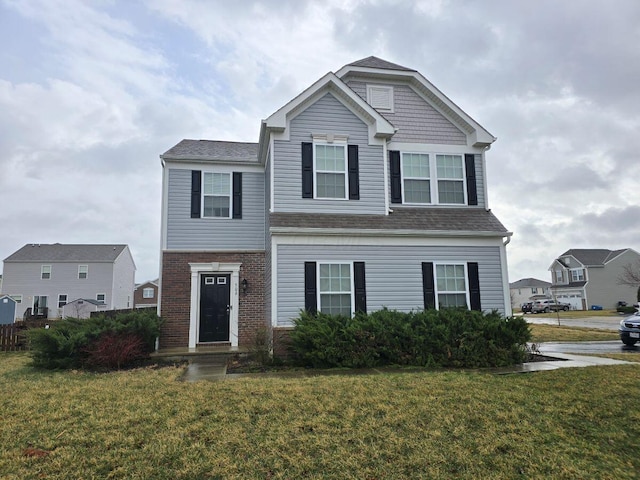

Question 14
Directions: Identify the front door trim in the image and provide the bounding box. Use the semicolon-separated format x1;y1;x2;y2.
189;262;241;348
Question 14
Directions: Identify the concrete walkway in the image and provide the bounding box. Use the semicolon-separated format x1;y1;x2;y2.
178;348;637;382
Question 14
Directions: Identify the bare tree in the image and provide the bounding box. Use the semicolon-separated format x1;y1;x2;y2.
617;261;640;301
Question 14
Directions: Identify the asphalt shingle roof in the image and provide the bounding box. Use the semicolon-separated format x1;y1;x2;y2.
4;244;128;263
561;248;628;266
270;208;509;234
161;140;259;162
510;278;552;288
346;56;416;72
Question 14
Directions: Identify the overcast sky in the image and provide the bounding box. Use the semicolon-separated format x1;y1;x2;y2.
1;0;639;285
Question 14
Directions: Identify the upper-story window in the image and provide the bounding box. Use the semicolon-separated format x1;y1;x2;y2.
143;288;154;299
532;287;538;294
78;265;88;279
570;269;585;282
402;153;430;203
203;172;231;218
436;154;465;204
190;170;242;220
555;270;563;282
41;265;51;280
397;152;466;205
315;143;347;199
366;85;394;112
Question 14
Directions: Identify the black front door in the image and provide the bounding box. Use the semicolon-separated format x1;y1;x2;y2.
199;274;231;342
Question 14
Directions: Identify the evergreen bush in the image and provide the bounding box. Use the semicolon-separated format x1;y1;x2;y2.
27;310;163;370
289;308;530;369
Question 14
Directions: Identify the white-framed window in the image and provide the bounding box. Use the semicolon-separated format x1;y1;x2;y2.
96;293;106;303
33;295;48;315
555;270;563;282
402;153;431;204
318;263;353;316
10;294;22;304
315;143;347;199
58;294;67;308
78;265;88;279
532;287;538;294
436;154;465;204
435;264;468;308
570;269;585;282
366;84;394;112
41;265;51;280
203;172;231;218
143;287;154;299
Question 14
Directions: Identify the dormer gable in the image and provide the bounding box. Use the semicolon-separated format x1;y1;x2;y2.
336;56;496;148
259;72;395;164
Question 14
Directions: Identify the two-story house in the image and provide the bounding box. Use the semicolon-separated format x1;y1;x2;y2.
509;277;552;309
134;279;159;309
549;248;640;310
1;243;136;320
159;57;512;352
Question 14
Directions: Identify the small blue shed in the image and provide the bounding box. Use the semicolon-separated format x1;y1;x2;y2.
0;295;17;325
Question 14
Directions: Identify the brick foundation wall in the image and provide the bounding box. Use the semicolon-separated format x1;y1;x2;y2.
272;327;294;359
160;251;266;349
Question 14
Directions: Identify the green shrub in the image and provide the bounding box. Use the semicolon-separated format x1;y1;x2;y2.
289;308;530;369
27;310;163;370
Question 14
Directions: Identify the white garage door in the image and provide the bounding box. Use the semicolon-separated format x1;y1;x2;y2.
556;294;582;310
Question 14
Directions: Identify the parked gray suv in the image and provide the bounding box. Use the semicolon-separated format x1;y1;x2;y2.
531;299;571;313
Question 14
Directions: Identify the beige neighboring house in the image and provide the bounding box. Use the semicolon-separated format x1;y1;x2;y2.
549;248;640;310
509;278;551;309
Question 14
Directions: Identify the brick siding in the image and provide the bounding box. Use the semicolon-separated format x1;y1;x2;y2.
160;251;266;349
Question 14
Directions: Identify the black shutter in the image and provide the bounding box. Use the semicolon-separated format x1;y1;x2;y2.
302;142;314;198
191;170;201;218
465;154;478;206
422;262;435;309
304;262;317;314
467;262;481;311
389;150;402;204
232;172;242;219
348;144;360;200
353;261;367;313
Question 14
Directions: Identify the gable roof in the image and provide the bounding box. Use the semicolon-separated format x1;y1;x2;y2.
161;140;258;163
4;244;128;263
509;278;551;289
346;56;415;72
336;56;496;147
559;248;630;267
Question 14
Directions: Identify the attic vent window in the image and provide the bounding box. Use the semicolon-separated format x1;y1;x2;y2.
367;85;394;112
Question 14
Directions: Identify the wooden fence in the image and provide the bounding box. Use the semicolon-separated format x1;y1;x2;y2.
0;321;51;352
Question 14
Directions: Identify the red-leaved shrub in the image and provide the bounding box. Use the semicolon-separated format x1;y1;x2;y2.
83;332;147;370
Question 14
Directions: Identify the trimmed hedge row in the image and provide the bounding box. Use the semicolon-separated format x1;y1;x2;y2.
289;308;530;369
27;310;163;370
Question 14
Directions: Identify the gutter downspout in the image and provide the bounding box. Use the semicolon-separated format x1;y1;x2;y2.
501;235;513;316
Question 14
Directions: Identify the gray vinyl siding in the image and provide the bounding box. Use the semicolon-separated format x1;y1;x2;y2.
346;81;466;145
275;243;505;326
585;251;638;308
166;168;265;250
273;93;386;214
1;261;117;319
111;248;136;309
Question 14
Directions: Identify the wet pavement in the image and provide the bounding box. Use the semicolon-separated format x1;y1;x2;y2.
523;314;624;330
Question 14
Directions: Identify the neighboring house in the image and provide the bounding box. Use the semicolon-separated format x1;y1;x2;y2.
509;278;552;309
62;298;107;319
1;244;136;320
0;274;3;292
134;280;159;309
159;56;512;352
549;248;640;310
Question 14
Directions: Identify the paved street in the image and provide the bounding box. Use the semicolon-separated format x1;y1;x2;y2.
522;313;624;331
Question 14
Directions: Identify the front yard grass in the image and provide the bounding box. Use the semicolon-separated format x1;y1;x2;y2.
528;324;619;342
1;352;640;479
